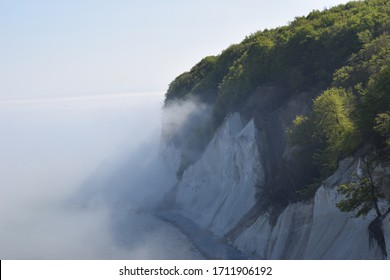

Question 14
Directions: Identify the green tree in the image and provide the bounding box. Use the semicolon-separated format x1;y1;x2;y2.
311;88;360;176
337;153;390;259
287;88;361;198
375;112;390;146
287;115;312;146
337;157;384;218
359;66;390;136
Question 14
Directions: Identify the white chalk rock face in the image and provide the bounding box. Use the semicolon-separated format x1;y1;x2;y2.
304;185;376;259
383;214;390;260
167;109;390;259
176;113;264;236
233;213;272;259
234;202;313;259
235;157;387;259
267;202;314;259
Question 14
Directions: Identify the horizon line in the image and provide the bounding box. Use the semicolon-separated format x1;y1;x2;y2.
0;91;165;105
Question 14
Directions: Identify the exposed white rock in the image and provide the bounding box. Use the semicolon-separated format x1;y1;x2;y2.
167;109;390;259
267;202;313;259
304;185;376;259
233;213;272;259
175;113;264;236
234;157;388;259
383;213;390;260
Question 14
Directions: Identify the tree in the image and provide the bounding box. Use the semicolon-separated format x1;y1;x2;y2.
358;65;390;137
336;155;389;258
336;156;384;218
311;88;360;176
288;88;360;178
375;112;390;147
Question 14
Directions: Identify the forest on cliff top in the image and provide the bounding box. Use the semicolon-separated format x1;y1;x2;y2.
165;0;389;195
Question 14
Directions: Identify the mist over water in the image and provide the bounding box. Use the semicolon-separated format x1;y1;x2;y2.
0;93;202;259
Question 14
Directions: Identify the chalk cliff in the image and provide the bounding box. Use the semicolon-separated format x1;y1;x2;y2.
159;0;390;259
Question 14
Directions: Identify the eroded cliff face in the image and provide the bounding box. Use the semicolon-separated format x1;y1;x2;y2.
160;92;390;260
234;157;388;259
175;113;263;236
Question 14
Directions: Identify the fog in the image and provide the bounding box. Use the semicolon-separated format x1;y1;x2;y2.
0;93;203;259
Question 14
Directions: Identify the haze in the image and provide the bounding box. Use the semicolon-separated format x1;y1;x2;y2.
0;93;204;259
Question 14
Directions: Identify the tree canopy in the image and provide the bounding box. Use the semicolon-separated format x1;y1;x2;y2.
166;0;390;129
165;0;390;202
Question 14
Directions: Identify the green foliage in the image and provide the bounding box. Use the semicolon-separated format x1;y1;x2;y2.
329;33;390;155
166;0;390;203
337;157;384;217
286;16;390;196
165;56;218;103
312;88;361;175
337;180;377;217
287;115;312;146
165;43;249;105
332;34;390;91
288;88;361;180
213;36;278;125
358;66;390;136
375;112;390;146
166;0;390;129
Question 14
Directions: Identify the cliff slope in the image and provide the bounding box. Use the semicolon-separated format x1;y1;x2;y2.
161;0;390;259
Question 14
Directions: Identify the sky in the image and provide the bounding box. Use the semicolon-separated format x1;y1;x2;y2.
0;0;352;100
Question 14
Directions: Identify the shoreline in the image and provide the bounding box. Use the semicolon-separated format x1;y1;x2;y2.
155;209;259;260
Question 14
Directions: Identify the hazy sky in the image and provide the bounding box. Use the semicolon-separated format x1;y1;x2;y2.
0;0;351;100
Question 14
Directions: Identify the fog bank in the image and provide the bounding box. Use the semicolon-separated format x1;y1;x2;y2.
0;93;202;259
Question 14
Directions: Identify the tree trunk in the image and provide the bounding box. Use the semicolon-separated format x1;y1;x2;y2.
362;157;382;218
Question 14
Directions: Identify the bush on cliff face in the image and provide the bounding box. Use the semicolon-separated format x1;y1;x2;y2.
359;66;390;145
288;88;360;180
375;112;390;148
